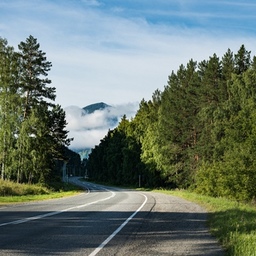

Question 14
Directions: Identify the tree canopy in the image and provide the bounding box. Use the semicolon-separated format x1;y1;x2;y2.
87;45;256;201
0;36;76;184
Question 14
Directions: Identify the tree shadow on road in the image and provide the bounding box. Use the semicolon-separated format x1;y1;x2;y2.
0;209;225;255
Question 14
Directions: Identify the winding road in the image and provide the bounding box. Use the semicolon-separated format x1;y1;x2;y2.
0;177;224;255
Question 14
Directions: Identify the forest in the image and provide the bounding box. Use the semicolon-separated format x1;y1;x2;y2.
87;45;256;201
0;36;81;185
1;36;256;202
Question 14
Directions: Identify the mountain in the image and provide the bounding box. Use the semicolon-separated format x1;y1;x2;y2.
82;102;118;127
65;101;138;159
82;102;111;114
66;102;119;159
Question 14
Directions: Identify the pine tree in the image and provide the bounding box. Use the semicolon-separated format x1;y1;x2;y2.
197;54;224;162
222;48;235;82
137;91;162;187
13;36;56;182
196;46;256;200
157;60;200;188
15;36;71;183
18;35;55;119
48;104;73;159
234;44;251;75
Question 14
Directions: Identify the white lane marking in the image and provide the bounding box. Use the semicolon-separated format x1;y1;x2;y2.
89;193;148;256
0;186;115;227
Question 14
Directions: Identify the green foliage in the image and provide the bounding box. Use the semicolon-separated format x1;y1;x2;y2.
87;115;143;186
157;60;200;188
87;44;256;201
0;36;75;185
0;38;22;181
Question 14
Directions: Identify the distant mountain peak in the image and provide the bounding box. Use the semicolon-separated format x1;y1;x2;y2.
82;102;111;114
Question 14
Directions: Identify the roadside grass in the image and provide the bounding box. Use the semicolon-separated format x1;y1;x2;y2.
0;179;83;205
155;189;256;256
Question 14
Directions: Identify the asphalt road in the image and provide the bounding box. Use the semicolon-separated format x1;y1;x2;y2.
0;177;225;255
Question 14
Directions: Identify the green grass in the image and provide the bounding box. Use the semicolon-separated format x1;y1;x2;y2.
0;191;81;204
155;189;256;256
0;179;83;204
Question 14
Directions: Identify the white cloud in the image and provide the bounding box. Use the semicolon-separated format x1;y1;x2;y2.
1;0;256;109
68;129;108;149
65;103;139;149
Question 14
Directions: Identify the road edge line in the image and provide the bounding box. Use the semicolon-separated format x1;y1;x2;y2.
89;193;148;256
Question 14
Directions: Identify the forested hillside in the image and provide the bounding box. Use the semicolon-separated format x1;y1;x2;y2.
0;36;78;184
87;45;256;201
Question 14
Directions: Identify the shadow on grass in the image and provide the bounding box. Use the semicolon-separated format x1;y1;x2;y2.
209;207;256;255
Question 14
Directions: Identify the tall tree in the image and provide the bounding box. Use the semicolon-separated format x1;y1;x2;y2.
15;35;71;183
14;36;56;182
48;104;73;159
234;44;251;75
195;46;256;200
157;60;200;188
18;35;55;119
0;36;75;184
0;38;21;180
137;91;163;187
196;54;224;162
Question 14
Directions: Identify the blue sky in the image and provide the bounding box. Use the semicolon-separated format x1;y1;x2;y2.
1;0;256;148
1;0;256;109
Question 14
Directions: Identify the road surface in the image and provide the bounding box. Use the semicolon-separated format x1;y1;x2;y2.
0;177;225;255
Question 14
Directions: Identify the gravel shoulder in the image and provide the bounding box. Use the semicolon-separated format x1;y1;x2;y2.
114;191;225;256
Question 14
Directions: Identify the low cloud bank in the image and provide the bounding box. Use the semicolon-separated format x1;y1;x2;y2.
65;102;139;149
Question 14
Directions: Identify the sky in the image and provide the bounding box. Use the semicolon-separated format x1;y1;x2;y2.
1;0;256;149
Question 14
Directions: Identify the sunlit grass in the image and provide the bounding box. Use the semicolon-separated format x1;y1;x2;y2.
0;179;83;205
155;189;256;256
0;191;82;205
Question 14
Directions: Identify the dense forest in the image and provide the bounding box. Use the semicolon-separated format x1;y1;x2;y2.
2;36;256;201
0;36;81;185
87;45;256;201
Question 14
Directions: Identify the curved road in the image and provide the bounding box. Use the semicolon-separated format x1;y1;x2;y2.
0;177;224;255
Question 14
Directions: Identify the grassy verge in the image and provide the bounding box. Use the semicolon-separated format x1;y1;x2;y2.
0;179;83;205
0;191;81;204
155;189;256;256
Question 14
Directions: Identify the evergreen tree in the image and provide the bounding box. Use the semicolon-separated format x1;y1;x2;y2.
222;48;235;82
157;60;200;188
48;104;73;159
117;115;142;186
137;91;162;186
87;132;110;182
197;69;256;200
234;44;251;75
18;35;55;119
13;36;56;182
196;46;256;200
86;44;256;201
196;54;224;162
0;36;77;184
